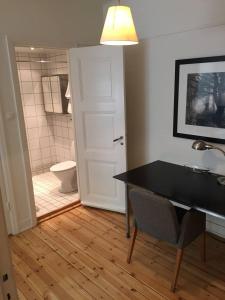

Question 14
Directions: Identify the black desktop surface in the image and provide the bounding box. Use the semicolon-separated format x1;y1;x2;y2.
114;160;225;219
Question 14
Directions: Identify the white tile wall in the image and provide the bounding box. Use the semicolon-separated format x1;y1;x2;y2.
16;49;75;175
46;51;75;163
52;114;75;162
17;51;56;175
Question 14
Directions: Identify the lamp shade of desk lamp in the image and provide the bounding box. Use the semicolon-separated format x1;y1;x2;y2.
192;140;225;156
100;4;139;46
192;140;225;185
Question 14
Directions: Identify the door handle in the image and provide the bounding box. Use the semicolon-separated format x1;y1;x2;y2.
113;136;123;142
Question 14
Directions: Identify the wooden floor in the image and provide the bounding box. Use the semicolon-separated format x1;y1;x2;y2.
10;206;225;300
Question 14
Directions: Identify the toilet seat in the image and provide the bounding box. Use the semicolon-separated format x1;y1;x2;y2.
50;161;76;172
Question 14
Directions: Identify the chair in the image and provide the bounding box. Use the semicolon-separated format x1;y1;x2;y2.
127;189;206;292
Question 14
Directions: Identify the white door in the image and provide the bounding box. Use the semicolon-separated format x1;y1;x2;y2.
69;46;127;212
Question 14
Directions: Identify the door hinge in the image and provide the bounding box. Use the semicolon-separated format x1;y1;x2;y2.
2;273;8;282
2;274;11;299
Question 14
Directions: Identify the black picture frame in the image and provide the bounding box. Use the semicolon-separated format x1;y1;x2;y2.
173;55;225;144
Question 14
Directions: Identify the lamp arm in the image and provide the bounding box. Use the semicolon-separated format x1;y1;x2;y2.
210;145;225;156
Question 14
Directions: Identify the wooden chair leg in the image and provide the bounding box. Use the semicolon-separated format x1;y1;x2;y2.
127;224;138;264
171;248;184;292
201;231;206;263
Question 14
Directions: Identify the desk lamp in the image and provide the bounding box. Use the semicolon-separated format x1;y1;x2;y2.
192;140;225;185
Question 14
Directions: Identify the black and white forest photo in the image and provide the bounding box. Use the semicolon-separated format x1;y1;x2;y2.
186;72;225;129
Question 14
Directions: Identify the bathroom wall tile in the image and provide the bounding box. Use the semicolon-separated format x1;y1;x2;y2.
30;149;42;161
20;69;32;81
34;93;43;104
39;136;50;148
26;117;38;129
29;139;39;150
37;116;47;127
29;53;40;59
39;126;49;137
69;128;74;139
56;126;62;137
18;54;29;61
32;160;42;171
18;62;30;70
49;136;54;146
41;64;48;71
31;70;41;81
33;82;42;94
22;94;35;106
21;82;34;94
24;105;36;117
51;147;56;156
30;62;41;70
62;127;69;138
35;104;45;116
27;127;39;139
42;157;52;165
41;147;51;158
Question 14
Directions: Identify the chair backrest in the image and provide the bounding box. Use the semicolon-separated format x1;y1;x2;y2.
129;189;180;244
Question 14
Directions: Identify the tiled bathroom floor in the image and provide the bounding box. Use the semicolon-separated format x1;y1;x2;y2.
32;172;79;218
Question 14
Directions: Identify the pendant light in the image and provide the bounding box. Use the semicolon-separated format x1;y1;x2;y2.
100;0;139;46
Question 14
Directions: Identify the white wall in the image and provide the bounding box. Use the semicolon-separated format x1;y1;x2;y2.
107;1;225;236
0;0;105;48
125;25;225;237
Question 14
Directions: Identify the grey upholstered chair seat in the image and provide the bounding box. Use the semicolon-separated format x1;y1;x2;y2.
127;188;206;292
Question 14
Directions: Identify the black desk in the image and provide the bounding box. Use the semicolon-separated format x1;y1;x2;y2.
114;160;225;237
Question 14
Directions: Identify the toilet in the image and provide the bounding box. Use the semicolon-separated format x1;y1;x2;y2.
50;141;77;193
50;160;77;193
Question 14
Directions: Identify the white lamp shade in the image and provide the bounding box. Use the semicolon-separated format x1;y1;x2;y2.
100;6;139;46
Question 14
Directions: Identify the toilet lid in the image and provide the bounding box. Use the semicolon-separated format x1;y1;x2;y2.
50;161;76;172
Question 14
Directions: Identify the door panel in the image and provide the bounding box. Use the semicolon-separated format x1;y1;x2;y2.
80;59;112;98
84;113;114;149
69;46;126;212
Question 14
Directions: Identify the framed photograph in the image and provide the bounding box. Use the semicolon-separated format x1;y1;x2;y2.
173;55;225;144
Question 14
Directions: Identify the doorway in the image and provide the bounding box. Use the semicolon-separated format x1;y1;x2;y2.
0;41;127;234
15;46;79;220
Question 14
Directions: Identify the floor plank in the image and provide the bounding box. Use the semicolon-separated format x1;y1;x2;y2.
10;206;225;299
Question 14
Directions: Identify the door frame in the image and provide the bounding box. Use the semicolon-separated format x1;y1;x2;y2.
0;36;81;233
0;185;18;299
0;35;36;234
